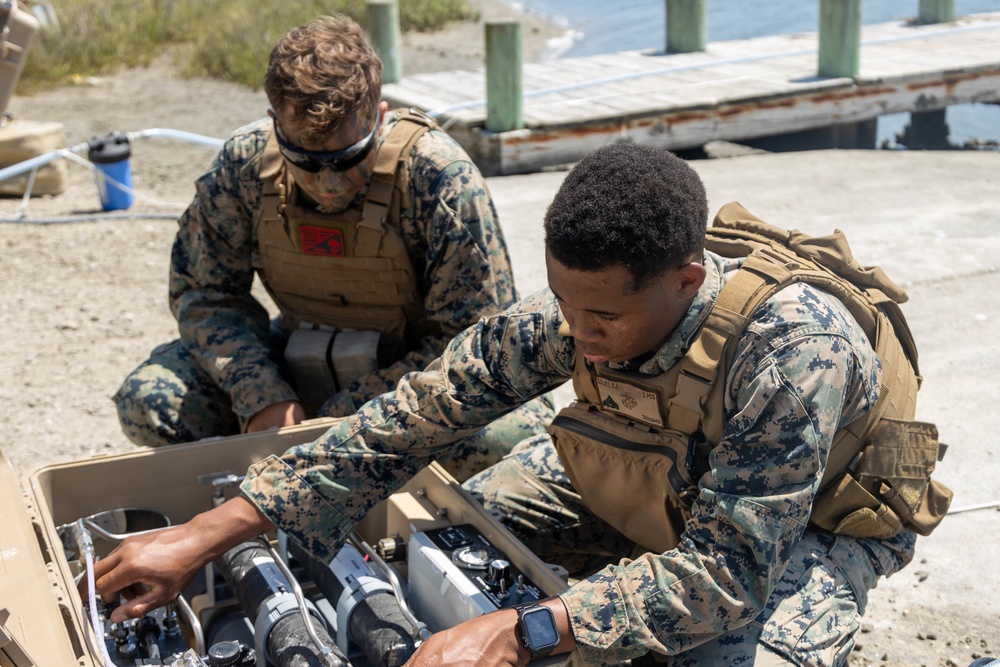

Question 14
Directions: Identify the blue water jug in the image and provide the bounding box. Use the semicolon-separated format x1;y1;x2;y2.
88;132;133;211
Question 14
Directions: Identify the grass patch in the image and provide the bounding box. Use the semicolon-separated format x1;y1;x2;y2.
20;0;477;93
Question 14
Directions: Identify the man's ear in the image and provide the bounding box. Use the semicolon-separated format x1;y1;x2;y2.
677;260;707;298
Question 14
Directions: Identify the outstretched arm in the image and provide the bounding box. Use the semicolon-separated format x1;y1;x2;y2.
243;289;573;562
93;291;572;624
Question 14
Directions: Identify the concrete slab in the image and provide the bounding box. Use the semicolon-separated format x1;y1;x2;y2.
491;150;1000;295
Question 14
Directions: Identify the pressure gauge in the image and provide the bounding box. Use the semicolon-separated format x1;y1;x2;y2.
451;544;499;570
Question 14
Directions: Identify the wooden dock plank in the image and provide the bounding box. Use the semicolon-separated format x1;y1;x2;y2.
382;11;1000;175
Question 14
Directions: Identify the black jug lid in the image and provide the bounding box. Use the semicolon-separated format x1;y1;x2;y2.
88;131;131;163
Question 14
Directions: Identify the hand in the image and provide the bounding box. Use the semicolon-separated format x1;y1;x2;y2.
404;599;575;667
246;400;306;432
85;497;274;623
404;609;527;667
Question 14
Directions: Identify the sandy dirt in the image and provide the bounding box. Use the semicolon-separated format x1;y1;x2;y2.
0;2;993;667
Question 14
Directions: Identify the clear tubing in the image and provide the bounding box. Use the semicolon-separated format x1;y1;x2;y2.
78;520;118;667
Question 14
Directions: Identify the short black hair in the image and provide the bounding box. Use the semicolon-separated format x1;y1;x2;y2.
544;142;707;292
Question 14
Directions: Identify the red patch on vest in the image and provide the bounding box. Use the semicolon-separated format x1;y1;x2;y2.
300;226;345;257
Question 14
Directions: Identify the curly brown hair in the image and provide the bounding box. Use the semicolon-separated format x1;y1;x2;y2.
264;15;383;143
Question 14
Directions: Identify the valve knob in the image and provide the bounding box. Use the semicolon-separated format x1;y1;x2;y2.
208;640;243;666
486;558;511;589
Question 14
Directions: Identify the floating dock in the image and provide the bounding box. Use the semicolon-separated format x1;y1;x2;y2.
383;11;1000;175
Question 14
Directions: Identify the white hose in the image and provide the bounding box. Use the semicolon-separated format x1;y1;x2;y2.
946;499;1000;514
77;519;118;667
126;128;225;149
0;127;225;224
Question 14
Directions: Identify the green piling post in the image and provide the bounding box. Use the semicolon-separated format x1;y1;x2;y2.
918;0;956;24
485;21;523;132
666;0;707;53
367;0;402;84
819;0;862;78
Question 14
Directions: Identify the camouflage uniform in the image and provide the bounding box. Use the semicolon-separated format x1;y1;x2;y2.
114;110;553;479
240;251;917;666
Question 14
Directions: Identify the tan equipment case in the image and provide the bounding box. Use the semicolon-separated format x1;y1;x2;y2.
0;421;567;666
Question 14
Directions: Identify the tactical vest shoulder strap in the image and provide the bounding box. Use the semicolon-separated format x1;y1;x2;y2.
260;129;287;210
670;202;921;483
358;109;437;255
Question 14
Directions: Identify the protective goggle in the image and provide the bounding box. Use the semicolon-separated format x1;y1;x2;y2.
271;107;382;173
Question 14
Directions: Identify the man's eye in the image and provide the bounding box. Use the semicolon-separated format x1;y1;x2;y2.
596;313;619;322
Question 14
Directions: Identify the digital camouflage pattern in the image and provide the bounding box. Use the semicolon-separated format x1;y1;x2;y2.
115;109;555;459
241;251;918;664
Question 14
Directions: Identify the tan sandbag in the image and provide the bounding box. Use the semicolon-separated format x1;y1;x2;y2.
0;119;67;195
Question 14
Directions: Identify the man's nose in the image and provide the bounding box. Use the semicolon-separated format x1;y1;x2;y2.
564;311;603;343
314;167;352;194
315;166;342;185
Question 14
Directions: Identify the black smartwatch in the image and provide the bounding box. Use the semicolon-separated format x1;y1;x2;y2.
515;602;560;659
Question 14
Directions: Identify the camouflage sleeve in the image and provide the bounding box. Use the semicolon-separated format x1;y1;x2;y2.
558;283;882;664
169;120;299;421
319;129;518;416
241;289;572;560
410;130;518;323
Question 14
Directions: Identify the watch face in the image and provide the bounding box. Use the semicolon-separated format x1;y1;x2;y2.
521;606;559;651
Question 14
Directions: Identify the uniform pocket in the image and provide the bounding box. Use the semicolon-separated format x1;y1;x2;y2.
548;404;696;554
757;534;862;667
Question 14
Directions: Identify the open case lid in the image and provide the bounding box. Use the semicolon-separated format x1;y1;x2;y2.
0;448;95;667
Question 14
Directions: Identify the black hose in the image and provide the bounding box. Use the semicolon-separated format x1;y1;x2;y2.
289;540;418;667
215;540;347;667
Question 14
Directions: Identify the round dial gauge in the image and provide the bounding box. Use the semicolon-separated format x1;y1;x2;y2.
451;545;499;570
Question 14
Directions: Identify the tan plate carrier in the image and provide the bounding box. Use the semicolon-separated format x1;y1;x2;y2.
257;109;441;363
549;202;952;555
